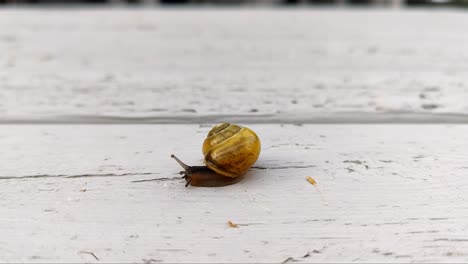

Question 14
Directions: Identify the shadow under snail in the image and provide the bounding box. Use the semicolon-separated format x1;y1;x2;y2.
171;123;261;187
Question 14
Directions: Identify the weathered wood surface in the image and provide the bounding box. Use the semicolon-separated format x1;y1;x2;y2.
2;8;468;263
1;9;468;122
2;124;468;263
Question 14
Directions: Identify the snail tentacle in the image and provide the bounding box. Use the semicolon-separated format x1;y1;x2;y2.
171;154;190;170
185;178;192;187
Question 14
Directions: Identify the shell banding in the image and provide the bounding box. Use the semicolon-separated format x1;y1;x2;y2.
202;123;261;178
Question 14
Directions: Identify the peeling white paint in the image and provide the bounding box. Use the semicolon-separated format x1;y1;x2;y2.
0;9;468;121
1;125;468;262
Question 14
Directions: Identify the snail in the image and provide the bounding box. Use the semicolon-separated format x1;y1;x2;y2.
171;123;261;187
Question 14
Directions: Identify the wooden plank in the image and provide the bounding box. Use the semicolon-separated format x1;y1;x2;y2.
0;9;468;121
2;124;468;262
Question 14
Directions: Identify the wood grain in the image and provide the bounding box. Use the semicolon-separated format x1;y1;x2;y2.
2;124;468;262
0;9;468;122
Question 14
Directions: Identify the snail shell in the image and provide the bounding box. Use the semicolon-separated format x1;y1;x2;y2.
171;123;261;187
203;123;261;178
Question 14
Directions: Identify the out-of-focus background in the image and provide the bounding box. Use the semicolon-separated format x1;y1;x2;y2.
1;0;468;123
0;0;468;8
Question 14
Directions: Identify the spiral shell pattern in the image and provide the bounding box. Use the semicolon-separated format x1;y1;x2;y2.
202;123;261;178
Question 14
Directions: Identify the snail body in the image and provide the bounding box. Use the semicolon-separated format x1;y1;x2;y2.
171;123;261;187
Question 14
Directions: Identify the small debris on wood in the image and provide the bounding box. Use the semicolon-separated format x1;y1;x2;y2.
306;176;317;186
306;176;327;204
79;251;99;261
227;220;239;228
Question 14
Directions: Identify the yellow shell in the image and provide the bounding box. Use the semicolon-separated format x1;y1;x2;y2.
202;123;261;178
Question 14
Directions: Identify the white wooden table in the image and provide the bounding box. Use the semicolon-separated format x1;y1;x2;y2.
2;8;468;263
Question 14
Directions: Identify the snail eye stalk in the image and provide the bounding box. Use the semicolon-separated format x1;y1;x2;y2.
171;154;190;170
